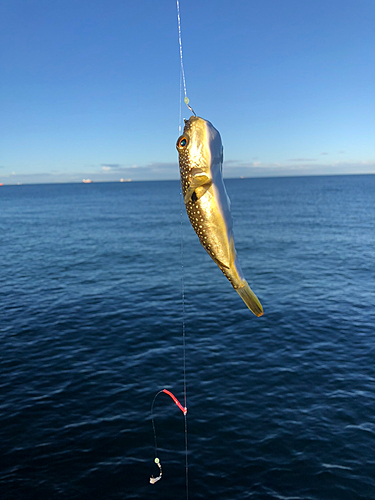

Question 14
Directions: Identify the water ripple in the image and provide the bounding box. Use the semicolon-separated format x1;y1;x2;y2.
1;177;375;499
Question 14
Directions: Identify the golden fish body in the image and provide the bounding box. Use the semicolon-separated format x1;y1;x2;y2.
176;116;263;317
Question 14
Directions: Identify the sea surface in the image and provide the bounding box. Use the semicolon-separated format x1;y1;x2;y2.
1;175;374;500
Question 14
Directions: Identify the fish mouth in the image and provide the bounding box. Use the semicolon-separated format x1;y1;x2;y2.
184;116;196;124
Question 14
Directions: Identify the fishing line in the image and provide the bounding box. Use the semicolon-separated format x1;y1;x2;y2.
180;188;189;499
178;3;190;495
149;2;191;498
177;0;196;120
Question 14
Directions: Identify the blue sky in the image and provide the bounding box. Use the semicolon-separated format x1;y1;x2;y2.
1;0;374;184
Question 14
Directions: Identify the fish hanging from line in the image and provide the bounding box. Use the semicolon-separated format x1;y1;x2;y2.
176;115;263;317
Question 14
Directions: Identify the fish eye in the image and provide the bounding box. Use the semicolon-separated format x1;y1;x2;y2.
177;135;188;150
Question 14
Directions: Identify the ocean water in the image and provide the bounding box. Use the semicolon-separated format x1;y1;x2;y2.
1;175;374;500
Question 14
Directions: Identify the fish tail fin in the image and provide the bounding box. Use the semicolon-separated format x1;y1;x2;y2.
236;281;263;317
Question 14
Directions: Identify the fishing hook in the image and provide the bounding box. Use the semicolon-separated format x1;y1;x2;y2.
184;96;196;117
150;457;163;484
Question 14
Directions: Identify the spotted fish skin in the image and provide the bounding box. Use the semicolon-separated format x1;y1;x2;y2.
176;116;263;317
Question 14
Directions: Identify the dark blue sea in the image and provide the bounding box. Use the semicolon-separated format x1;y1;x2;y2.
1;175;374;500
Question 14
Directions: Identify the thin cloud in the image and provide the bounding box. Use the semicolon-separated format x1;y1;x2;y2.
148;161;178;172
224;160;263;168
287;158;317;162
321;152;329;155
101;163;121;169
97;162;179;181
223;160;244;166
223;160;375;178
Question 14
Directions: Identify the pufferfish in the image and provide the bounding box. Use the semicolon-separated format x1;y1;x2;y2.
176;115;263;317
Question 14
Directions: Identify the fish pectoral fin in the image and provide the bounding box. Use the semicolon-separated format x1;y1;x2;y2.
183;186;196;204
194;184;211;201
184;173;211;204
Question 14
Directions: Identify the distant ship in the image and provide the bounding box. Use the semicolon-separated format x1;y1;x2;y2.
120;178;131;182
82;179;93;183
